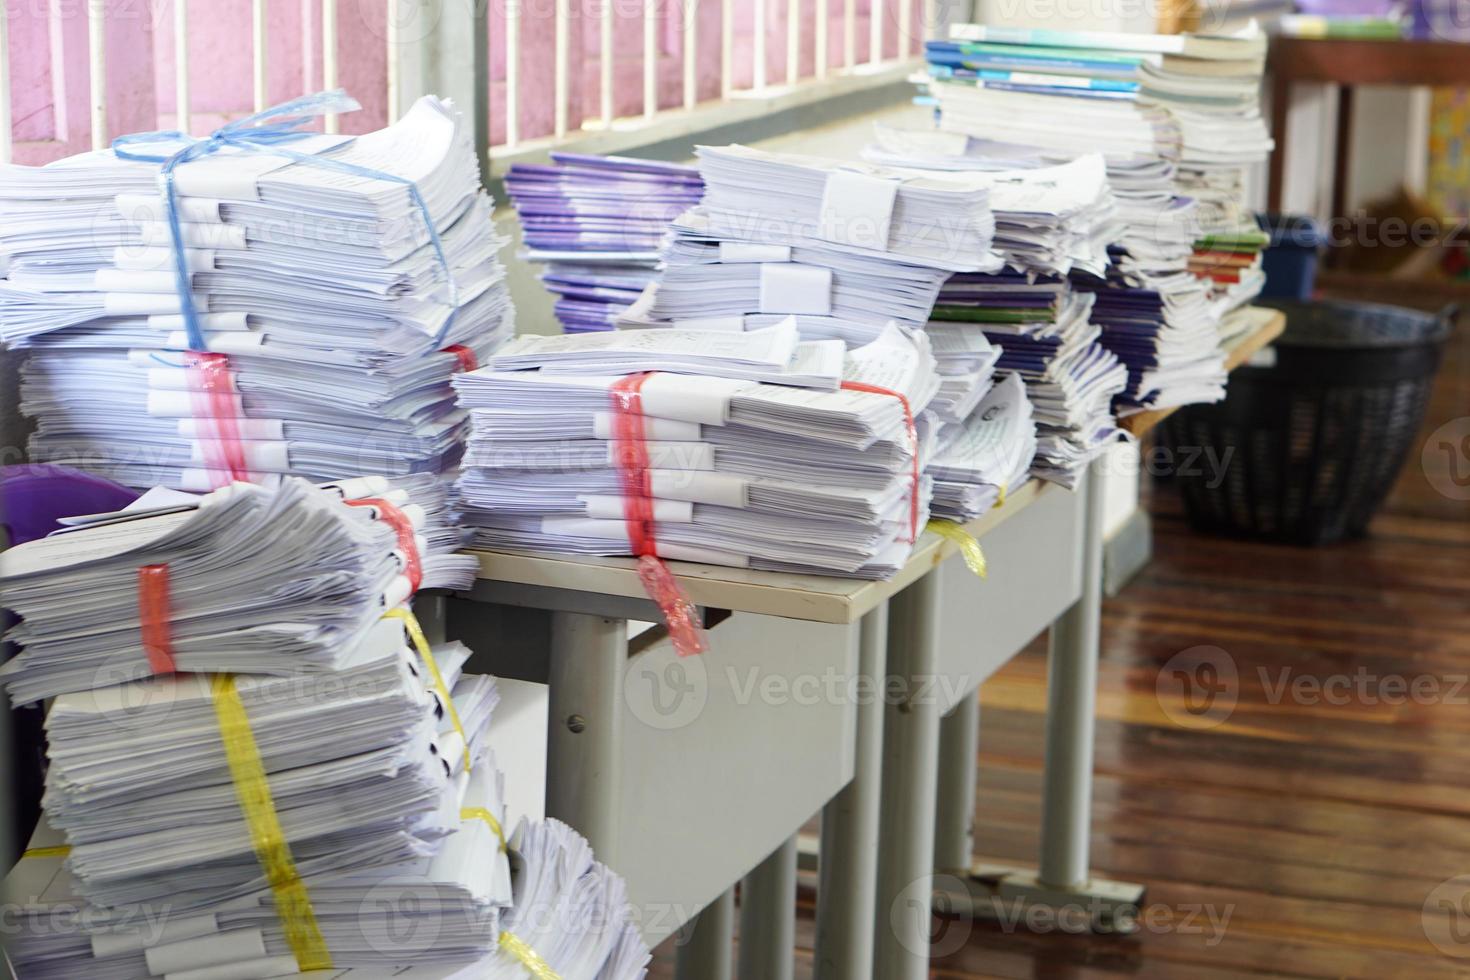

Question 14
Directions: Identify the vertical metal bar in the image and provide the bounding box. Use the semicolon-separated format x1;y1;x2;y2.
600;0;614;126
815;605;888;980
683;0;697;109
546;611;626;862
0;0;12;164
815;0;828;80
505;0;520;146
934;691;979;873
643;0;657;119
785;0;798;85
87;0;107;149
174;0;190;134
753;0;766;91
554;0;570;137
720;0;733;98
899;0;911;56
322;0;339;133
1038;457;1106;889
737;837;798;980
386;0;400;121
675;890;735;980
869;0;882;65
253;0;268;112
844;0;855;69
873;573;943;980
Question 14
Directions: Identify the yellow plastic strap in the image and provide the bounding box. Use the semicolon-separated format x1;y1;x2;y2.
499;931;561;980
461;806;508;854
926;519;987;579
210;673;332;972
383;607;472;773
23;846;71;859
997;482;1008;507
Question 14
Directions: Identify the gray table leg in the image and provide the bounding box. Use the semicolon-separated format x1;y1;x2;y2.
873;573;943;980
934;689;979;877
676;889;734;980
814;604;889;980
737;836;798;980
1038;457;1105;891
546;610;625;866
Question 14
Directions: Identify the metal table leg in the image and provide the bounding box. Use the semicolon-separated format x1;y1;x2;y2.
934;690;979;878
737;836;798;980
873;573;943;980
546;610;625;865
676;889;734;980
814;604;888;980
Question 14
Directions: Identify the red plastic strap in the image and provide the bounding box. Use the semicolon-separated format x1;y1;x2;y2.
443;344;477;373
138;564;177;675
840;380;920;543
345;497;423;594
184;352;250;487
608;373;708;657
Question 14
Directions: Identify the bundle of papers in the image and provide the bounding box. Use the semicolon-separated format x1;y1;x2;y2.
505;153;704;333
0;95;514;491
480;818;651;980
928;373;1037;521
928;274;1127;487
0;477;477;706
455;325;941;579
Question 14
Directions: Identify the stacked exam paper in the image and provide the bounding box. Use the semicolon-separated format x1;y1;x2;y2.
454;324;941;579
0;94;514;492
505;153;704;333
928;372;1038;521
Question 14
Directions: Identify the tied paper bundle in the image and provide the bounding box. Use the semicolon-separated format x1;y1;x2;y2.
0;92;514;492
504;153;705;333
0;477;478;706
453;322;941;581
615;143;1004;347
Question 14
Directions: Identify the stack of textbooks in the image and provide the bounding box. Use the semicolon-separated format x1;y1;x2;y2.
922;23;1274;413
454;319;942;580
0;94;514;491
0;478;649;979
505;153;705;333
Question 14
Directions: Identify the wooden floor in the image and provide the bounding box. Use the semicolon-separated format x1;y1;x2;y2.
649;298;1470;978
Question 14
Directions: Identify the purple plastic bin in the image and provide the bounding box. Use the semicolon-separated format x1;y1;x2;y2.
0;464;139;546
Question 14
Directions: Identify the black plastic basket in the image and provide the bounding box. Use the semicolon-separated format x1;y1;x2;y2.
1160;299;1455;544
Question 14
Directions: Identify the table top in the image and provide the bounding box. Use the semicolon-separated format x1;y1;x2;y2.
1119;307;1285;438
468;307;1285;625
1268;36;1470;87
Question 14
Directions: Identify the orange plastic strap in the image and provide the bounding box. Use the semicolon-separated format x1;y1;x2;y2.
138;564;177;675
345;498;423;594
840;380;920;543
183;351;250;487
608;373;707;657
443;344;477;373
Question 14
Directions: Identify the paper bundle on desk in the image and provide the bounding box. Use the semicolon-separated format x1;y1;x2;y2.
454;320;941;579
928;373;1038;521
0;93;513;492
505;153;705;333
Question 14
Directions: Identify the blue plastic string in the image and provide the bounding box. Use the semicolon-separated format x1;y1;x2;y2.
112;90;459;352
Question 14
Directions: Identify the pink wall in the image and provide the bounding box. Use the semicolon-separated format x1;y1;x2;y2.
7;0;922;163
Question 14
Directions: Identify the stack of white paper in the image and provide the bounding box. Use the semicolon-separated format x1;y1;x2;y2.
454;325;940;578
928;373;1038;521
505;153;705;333
0;95;514;492
0;477;477;706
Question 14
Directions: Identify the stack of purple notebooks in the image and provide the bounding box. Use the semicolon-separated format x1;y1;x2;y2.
504;153;705;333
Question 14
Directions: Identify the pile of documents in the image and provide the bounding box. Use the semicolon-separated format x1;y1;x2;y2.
928;274;1126;487
928;372;1037;520
454;321;941;579
505;153;704;333
0;94;514;491
920;23;1275;413
616;143;1004;346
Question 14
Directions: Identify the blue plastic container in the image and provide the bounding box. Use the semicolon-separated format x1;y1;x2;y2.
1257;213;1324;301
